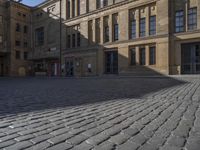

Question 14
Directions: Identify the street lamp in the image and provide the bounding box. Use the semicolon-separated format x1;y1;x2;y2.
59;0;62;76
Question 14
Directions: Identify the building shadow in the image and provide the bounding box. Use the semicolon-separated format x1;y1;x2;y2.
0;8;187;116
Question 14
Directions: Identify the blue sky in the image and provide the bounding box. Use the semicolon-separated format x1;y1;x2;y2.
22;0;46;6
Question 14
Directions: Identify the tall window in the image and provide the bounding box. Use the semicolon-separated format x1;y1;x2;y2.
16;51;20;59
0;35;2;44
72;0;75;17
140;18;146;37
130;48;136;65
97;0;101;9
104;26;109;42
77;0;80;16
15;40;21;46
175;10;184;33
95;18;101;43
140;48;146;65
24;52;28;60
149;16;156;35
188;8;197;31
67;0;70;19
77;32;80;47
130;19;136;39
88;20;93;45
113;24;119;41
72;34;76;47
24;25;28;34
35;27;44;46
97;0;108;9
67;35;71;48
16;23;21;32
0;15;3;23
103;0;108;7
149;46;156;65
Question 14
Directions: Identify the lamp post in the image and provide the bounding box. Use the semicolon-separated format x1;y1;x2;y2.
59;0;62;76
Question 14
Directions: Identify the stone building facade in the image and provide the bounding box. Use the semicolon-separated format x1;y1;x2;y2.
62;0;200;76
0;0;200;76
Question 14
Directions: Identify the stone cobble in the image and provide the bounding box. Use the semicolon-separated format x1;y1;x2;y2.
0;76;200;150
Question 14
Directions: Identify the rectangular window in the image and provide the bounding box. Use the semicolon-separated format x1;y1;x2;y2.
72;34;76;47
67;0;70;19
104;26;109;43
188;8;197;31
0;35;2;44
0;15;3;23
149;16;156;35
175;10;184;33
130;48;136;65
15;41;21;46
16;23;21;32
16;51;20;59
88;20;93;45
130;19;136;39
149;46;156;65
24;52;28;60
77;32;80;47
67;35;71;48
24;25;28;34
103;0;108;7
140;47;146;65
35;27;44;46
24;42;28;48
77;0;80;16
72;0;75;17
95;18;101;43
96;0;101;9
113;24;119;41
140;18;146;37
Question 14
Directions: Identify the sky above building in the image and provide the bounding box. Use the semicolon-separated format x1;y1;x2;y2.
21;0;46;6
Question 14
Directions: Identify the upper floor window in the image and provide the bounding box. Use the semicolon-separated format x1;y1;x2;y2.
24;26;28;34
88;20;93;45
77;0;80;16
0;15;3;23
130;19;136;39
140;18;146;37
72;0;75;17
77;32;81;47
113;24;119;41
175;10;184;33
188;7;197;31
95;18;101;43
72;34;76;48
97;0;108;9
67;35;71;48
35;27;44;46
16;23;21;32
24;42;28;48
0;35;2;44
24;52;28;60
67;0;70;19
149;46;156;65
103;0;108;7
130;48;136;65
16;51;20;59
149;16;156;35
15;40;21;46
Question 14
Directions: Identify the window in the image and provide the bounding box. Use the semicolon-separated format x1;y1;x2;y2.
149;46;156;65
15;41;21;46
24;26;28;34
24;52;28;60
17;12;21;16
24;42;28;48
67;35;71;48
175;10;184;33
97;0;107;9
149;16;156;35
0;35;2;44
188;8;197;31
77;32;80;47
88;20;93;45
72;34;76;47
72;0;75;17
130;48;136;65
113;24;119;41
16;23;21;32
0;15;3;23
140;48;146;65
86;0;89;13
23;14;26;18
140;18;146;37
130;19;136;39
103;0;108;7
35;27;44;46
95;18;101;43
77;0;80;16
67;0;70;19
104;26;109;42
16;51;20;59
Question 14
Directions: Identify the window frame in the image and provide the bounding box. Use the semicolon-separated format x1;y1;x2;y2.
175;10;184;33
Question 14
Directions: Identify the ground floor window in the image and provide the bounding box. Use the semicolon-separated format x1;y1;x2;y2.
130;48;136;65
149;46;156;65
140;48;146;65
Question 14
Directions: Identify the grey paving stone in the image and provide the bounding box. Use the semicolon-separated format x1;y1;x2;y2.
30;134;53;144
167;136;186;147
70;142;93;150
4;141;33;150
117;141;140;150
94;141;115;150
86;133;110;145
122;127;139;136
109;133;130;145
46;142;73;150
48;133;74;145
0;140;16;149
26;141;51;150
67;134;88;145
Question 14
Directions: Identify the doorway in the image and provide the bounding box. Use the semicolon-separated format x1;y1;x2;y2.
105;51;118;74
181;43;200;74
65;59;74;76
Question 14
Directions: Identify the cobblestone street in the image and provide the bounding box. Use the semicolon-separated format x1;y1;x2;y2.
0;76;200;150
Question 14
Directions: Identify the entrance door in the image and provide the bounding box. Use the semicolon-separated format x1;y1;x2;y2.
182;43;200;74
65;59;74;76
105;51;118;74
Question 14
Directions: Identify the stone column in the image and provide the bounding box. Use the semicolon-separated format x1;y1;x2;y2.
109;14;113;42
135;9;140;38
145;45;149;66
100;17;104;44
145;6;149;36
136;46;140;65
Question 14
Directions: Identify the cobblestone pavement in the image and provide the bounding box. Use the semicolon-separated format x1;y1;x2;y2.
0;76;200;150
